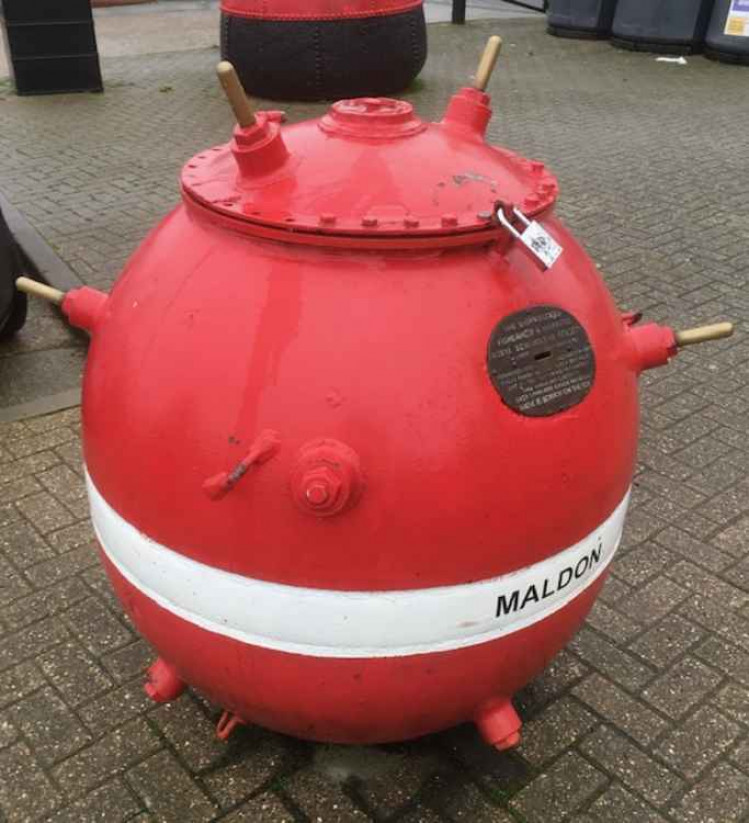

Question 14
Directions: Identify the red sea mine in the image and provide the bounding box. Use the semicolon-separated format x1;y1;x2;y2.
19;39;733;750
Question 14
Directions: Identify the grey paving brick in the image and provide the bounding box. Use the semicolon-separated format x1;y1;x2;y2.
655;706;740;780
0;502;24;531
612;542;674;587
683;595;749;650
24;544;98;588
37;463;87;508
569;627;655;693
61;596;133;656
585;783;669;823
46;778;142;823
694;637;749;688
729;738;749;772
622;575;691;625
585;600;641;644
52;717;162;798
79;679;153;737
284;768;367;821
573;673;667;747
127;750;217;823
671;762;749;823
320;744;443;819
517;648;590;715
643;657;723;720
438;722;532;792
55;439;84;472
666;560;749;611
654;526;734;572
723;555;749;593
621;509;669;546
597;574;633;606
37;640;113;707
0;475;43;505
0;551;31;606
220;793;295;823
23;409;81;435
510;751;607;823
685;459;747;497
47;521;94;555
202;726;289;809
0;742;63;821
581;725;684;806
712;516;749;559
518;696;598;767
713;682;749;726
0;660;45;709
0;711;17;748
101;638;153;683
0;616;70;672
151;693;226;773
6;686;91;766
16;490;77;535
697;486;749;526
629;614;706;669
433;779;513;822
671;510;719;543
5;428;76;460
2;576;90;630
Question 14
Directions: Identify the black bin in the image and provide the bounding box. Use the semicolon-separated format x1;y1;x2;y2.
547;0;619;39
0;0;103;95
612;0;715;53
706;0;749;63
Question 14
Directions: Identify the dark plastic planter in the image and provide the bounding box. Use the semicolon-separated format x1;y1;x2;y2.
706;0;749;63
547;0;619;39
612;0;715;54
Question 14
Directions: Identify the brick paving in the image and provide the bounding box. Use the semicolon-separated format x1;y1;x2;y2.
0;14;748;823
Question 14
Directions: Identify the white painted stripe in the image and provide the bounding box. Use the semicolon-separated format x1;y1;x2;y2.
87;472;629;659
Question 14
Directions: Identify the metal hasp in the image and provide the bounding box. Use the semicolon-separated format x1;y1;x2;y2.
18;38;735;754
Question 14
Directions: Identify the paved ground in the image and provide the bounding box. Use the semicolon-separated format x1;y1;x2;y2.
1;12;749;823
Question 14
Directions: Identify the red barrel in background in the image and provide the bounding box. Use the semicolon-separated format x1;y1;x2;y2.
220;0;427;101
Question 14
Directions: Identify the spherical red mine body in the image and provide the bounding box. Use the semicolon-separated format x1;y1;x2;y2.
82;92;647;745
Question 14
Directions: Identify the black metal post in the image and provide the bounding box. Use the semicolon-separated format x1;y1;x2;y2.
452;0;467;24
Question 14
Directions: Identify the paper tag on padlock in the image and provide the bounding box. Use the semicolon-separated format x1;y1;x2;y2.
519;220;563;269
496;206;563;270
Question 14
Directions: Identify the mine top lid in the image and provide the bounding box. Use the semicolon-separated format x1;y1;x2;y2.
182;51;559;247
